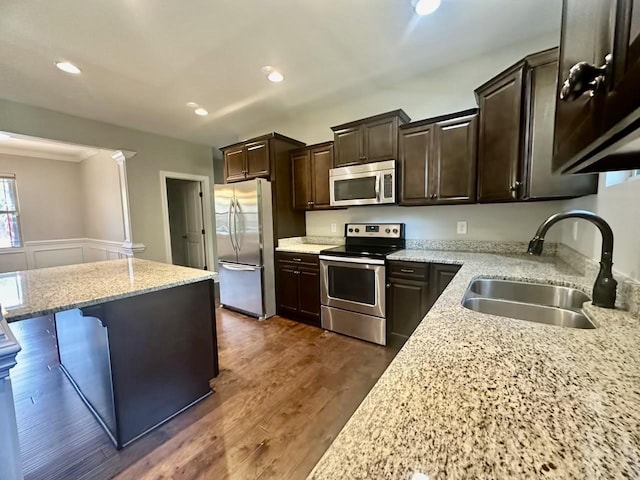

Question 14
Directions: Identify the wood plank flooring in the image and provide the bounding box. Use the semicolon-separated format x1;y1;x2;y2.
12;308;398;480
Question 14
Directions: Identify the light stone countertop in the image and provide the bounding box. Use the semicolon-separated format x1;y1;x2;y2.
0;258;215;322
275;244;340;254
309;249;640;479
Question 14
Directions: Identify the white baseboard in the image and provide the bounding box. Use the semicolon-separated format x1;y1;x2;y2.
0;238;147;273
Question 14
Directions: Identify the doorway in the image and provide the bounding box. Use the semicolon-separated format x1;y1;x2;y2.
160;171;214;270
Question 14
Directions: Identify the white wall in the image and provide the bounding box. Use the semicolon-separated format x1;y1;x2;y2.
561;175;640;281
0;153;84;241
80;150;125;242
307;202;564;242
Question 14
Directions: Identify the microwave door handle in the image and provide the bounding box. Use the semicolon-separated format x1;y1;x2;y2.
375;173;381;201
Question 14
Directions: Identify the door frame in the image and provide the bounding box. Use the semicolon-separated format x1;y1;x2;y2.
159;171;214;270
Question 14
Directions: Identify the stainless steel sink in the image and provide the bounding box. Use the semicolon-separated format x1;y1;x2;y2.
462;278;595;329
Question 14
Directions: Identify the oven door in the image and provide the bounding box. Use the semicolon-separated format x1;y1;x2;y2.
330;162;395;207
319;255;386;318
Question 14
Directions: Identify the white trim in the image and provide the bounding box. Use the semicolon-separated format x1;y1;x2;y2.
159;171;214;270
112;150;135;249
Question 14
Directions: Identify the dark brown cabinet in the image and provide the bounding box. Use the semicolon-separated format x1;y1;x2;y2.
291;142;335;210
553;0;640;173
275;252;321;327
386;261;460;347
331;110;410;167
220;133;307;242
429;263;461;305
399;109;478;206
475;48;597;202
223;140;269;182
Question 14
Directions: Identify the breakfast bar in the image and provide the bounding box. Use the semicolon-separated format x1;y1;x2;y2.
0;258;218;480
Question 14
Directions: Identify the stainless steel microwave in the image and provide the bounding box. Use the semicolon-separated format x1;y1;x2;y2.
329;160;396;207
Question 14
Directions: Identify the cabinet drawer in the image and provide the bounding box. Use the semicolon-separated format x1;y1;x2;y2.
387;261;429;281
277;252;319;268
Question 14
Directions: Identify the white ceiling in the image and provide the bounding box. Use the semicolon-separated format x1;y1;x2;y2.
0;133;103;162
0;0;562;147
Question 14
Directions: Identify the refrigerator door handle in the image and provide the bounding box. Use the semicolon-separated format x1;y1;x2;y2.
234;196;242;252
219;262;258;272
228;198;238;252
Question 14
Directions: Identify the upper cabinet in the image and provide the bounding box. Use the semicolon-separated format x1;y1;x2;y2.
399;109;478;206
221;133;304;184
553;0;640;173
331;110;411;167
220;133;307;241
475;48;597;202
291;142;335;210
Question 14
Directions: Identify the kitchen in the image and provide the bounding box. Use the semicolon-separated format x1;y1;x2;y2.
1;0;640;479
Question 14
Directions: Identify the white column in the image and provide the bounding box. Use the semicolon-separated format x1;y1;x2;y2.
0;317;23;480
112;150;145;258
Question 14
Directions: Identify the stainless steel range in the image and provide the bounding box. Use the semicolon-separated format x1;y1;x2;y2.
319;223;405;345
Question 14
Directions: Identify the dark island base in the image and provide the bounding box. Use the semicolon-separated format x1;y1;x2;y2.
55;279;218;449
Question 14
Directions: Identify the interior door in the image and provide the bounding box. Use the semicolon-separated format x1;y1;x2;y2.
214;184;236;263
182;181;207;269
233;180;262;266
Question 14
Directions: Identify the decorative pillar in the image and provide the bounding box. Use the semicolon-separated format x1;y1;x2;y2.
0;317;23;480
111;150;145;258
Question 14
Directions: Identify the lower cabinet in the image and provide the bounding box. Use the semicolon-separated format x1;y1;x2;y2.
275;252;321;327
386;261;461;347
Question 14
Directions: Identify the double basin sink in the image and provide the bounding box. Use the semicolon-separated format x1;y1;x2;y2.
462;278;595;329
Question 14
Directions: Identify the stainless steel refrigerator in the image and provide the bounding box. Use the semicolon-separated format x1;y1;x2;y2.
214;178;275;319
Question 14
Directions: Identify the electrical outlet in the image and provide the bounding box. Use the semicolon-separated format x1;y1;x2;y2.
330;223;337;233
457;221;468;235
572;221;579;241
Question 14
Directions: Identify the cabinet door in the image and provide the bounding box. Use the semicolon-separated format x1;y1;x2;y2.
429;264;461;305
291;150;312;210
277;264;300;315
387;278;430;346
432;114;477;204
477;67;525;202
334;127;362;166
363;117;397;162
398;125;433;205
603;0;640;133
552;0;614;172
223;146;246;183
298;267;321;325
310;144;334;208
245;140;270;178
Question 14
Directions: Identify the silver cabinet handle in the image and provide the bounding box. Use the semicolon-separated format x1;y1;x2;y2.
400;268;415;273
560;54;612;102
292;258;302;262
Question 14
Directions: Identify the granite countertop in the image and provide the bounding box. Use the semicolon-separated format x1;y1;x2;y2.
275;244;339;254
0;258;215;322
309;249;640;479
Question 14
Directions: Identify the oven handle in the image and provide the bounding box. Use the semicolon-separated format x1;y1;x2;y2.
319;255;385;265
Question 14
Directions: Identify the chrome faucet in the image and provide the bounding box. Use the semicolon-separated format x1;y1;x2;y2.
527;210;617;309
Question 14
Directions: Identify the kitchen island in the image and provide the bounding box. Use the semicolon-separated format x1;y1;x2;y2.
309;249;640;479
0;258;218;480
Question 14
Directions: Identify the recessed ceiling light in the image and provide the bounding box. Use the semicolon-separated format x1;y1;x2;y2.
186;102;199;108
0;133;11;141
55;61;82;74
414;0;441;15
267;71;284;83
194;107;209;116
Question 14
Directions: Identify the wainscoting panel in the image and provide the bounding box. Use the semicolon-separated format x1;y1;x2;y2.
0;238;131;274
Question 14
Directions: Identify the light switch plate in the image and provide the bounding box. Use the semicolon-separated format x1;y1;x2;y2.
457;221;468;235
330;223;337;233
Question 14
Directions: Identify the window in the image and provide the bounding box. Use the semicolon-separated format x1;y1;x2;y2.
0;175;22;248
605;169;640;187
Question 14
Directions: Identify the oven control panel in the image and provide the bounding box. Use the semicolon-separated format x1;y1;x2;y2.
344;223;404;238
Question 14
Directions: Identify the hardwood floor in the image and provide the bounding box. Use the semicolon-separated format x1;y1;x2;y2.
12;308;398;480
